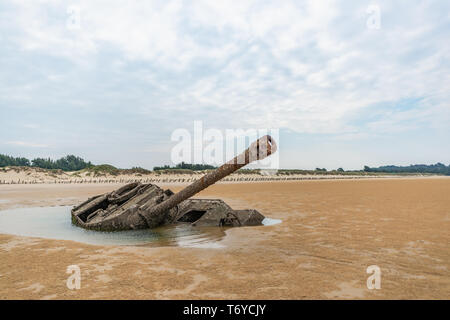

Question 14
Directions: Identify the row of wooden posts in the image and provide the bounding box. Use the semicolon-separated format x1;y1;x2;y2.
0;176;368;184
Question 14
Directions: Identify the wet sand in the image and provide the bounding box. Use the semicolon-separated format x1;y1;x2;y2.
0;178;449;299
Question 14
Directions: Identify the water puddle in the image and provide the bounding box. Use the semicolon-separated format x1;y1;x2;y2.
262;218;282;226
0;206;281;247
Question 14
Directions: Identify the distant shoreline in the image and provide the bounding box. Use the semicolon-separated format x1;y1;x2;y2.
0;166;446;185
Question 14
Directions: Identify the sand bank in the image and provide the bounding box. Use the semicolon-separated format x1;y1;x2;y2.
0;166;438;185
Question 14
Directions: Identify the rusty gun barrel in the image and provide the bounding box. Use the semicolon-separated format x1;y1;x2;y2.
139;135;277;228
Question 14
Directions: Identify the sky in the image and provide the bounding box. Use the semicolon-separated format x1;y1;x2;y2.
0;0;449;170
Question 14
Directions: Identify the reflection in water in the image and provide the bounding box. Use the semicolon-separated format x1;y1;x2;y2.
0;206;226;248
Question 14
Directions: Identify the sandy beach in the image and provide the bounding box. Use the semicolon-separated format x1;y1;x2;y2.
0;178;449;299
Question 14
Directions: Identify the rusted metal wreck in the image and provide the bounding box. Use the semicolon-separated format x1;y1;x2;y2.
71;135;277;231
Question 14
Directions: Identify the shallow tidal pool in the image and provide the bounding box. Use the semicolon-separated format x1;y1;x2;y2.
0;206;281;247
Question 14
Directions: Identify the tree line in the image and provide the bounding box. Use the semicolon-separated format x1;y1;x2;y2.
0;154;92;171
363;163;450;175
153;162;216;171
2;153;449;175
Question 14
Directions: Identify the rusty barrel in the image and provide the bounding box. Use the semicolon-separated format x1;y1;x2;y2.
139;135;277;228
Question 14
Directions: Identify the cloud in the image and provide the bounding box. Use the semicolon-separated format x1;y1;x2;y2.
0;0;449;168
5;141;49;148
23;123;40;129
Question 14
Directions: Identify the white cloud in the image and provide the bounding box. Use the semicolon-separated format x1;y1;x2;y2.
23;124;40;129
1;0;449;168
5;141;49;148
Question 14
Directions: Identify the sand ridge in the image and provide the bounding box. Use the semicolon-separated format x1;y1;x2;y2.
0;166;433;185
